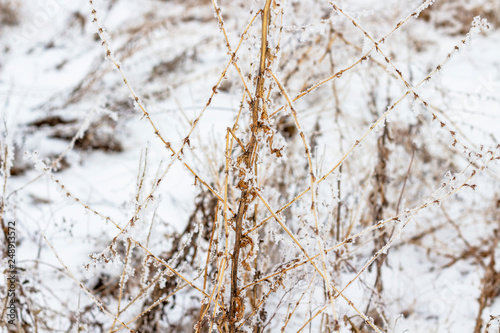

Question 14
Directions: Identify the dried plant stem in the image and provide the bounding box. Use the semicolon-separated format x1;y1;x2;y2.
89;0;242;220
228;1;272;331
36;162;216;306
42;235;134;332
0;125;10;249
242;150;496;294
247;34;472;238
270;69;338;322
109;238;132;333
256;191;382;333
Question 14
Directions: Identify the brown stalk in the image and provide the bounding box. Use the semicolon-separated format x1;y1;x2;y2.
474;243;499;333
228;0;272;331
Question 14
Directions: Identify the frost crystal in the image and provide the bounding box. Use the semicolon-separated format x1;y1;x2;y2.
466;16;490;43
26;151;47;172
413;0;436;19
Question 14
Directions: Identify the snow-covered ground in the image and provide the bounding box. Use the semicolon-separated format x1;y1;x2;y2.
1;0;499;332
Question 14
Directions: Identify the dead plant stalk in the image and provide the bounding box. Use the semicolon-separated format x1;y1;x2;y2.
228;0;272;331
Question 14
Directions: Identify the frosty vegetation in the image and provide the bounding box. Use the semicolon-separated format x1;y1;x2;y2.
1;0;500;332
